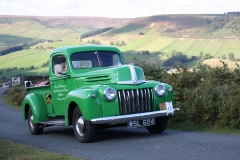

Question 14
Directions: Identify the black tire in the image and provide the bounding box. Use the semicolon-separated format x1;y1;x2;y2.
28;108;44;135
146;116;168;133
72;107;96;143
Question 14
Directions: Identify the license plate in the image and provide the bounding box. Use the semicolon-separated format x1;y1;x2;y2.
128;118;155;128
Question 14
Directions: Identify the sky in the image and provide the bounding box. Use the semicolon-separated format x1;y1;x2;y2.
0;0;240;18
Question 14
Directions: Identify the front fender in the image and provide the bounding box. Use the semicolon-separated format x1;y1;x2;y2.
22;93;48;123
162;83;174;103
64;87;103;124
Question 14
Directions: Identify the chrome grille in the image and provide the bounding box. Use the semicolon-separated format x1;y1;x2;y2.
117;88;154;115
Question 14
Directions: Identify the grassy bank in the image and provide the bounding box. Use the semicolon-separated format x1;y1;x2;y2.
167;121;240;135
3;93;22;110
0;139;83;160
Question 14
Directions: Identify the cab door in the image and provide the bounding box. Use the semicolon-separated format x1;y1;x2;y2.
49;54;72;116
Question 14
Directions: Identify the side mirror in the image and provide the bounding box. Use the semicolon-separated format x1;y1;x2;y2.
24;81;32;87
54;64;63;77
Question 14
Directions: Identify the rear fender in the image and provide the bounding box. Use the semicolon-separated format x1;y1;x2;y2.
22;93;48;123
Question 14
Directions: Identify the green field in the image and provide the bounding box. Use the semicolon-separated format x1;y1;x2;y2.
33;40;82;49
1;14;240;79
0;49;49;78
1;36;240;79
185;39;224;56
0;20;79;50
118;35;156;52
217;39;240;57
0;50;49;67
135;37;175;53
160;38;195;55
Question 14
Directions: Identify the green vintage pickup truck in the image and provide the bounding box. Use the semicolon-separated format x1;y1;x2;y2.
22;44;179;143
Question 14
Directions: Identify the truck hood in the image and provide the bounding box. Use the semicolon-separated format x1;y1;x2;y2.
73;64;145;86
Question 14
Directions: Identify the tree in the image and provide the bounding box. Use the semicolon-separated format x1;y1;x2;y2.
80;27;114;39
95;40;100;44
171;50;183;57
163;53;189;67
228;53;234;60
23;44;29;50
199;52;203;59
203;53;211;60
142;50;150;55
91;39;96;44
89;39;100;44
222;54;226;59
115;41;120;46
110;41;114;46
139;31;144;35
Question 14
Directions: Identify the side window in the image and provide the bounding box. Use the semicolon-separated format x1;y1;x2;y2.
112;54;122;65
52;55;67;73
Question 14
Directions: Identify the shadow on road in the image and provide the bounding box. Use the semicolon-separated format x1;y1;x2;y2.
41;125;173;143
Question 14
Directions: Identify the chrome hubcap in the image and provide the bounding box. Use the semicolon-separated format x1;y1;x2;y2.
30;115;34;129
76;116;85;136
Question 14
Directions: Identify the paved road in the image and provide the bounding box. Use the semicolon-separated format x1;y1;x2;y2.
0;88;240;160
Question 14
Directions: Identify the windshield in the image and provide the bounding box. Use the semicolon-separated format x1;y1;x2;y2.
70;51;122;69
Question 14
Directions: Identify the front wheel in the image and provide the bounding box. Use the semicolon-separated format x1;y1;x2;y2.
72;107;96;143
146;116;168;133
28;108;44;135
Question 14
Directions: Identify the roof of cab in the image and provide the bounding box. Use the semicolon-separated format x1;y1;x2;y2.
50;44;121;57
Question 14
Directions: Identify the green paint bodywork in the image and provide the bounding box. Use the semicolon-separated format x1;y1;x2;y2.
22;44;175;126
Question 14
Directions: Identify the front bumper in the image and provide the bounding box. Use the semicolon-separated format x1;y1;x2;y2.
91;108;180;124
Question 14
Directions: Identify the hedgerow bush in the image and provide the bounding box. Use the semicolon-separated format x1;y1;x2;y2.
135;61;240;129
5;86;26;106
5;60;240;129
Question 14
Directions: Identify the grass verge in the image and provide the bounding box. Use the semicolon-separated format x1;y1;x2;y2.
2;86;26;110
168;122;240;135
2;94;21;110
0;139;83;160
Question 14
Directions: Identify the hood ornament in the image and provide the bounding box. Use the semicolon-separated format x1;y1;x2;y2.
118;64;145;85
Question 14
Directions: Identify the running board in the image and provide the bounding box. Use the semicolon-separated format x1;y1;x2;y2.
38;120;65;126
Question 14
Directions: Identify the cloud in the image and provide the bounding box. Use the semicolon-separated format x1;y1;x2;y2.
0;0;240;18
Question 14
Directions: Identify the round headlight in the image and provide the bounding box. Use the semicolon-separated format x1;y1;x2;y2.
104;88;116;101
155;84;165;96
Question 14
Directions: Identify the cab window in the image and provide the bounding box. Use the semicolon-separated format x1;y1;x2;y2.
52;55;67;73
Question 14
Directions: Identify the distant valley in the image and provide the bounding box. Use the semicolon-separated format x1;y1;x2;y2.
0;14;240;79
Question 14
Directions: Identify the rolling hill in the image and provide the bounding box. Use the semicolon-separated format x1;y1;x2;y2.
0;14;240;79
0;15;129;50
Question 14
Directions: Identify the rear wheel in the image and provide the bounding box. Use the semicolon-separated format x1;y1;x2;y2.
146;116;168;133
72;107;96;143
28;108;44;135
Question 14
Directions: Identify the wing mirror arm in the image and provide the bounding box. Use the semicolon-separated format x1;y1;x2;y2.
61;72;70;78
